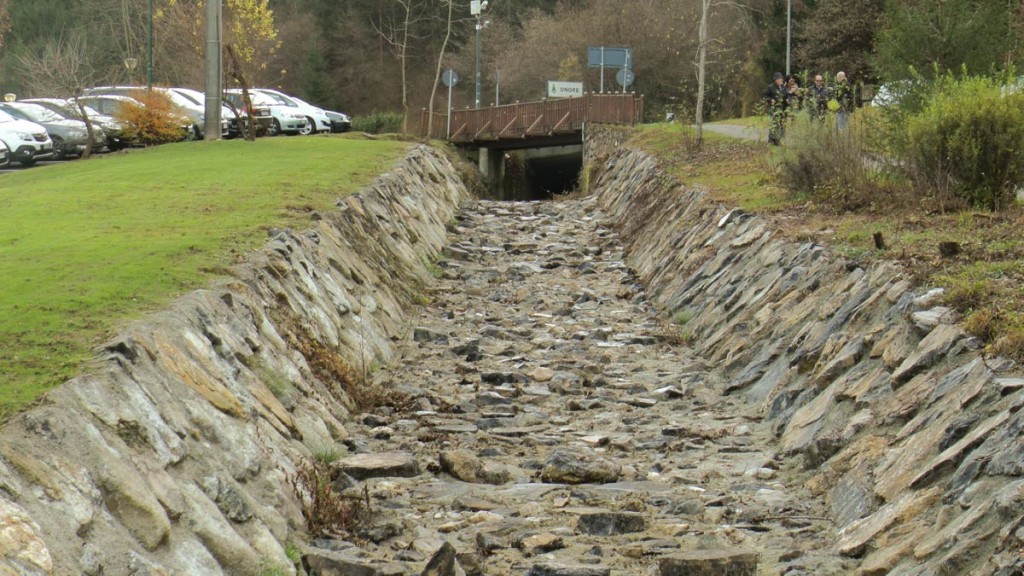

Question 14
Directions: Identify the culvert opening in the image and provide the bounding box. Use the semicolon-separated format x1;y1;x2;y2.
492;148;584;201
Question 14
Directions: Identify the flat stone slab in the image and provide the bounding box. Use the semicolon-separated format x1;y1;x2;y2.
540;449;621;484
527;563;611;576
338;452;421;481
658;549;759;576
576;510;647;535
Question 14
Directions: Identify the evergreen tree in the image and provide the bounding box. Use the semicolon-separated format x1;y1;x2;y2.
874;0;1011;80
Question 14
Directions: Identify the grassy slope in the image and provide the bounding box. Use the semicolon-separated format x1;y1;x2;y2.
0;136;407;416
629;121;1024;360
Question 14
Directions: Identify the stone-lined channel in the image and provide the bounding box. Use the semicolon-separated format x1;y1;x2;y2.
325;197;851;575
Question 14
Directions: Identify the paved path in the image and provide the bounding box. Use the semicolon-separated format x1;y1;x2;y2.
326;196;853;575
700;123;765;142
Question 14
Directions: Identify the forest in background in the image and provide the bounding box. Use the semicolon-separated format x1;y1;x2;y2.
0;0;1022;123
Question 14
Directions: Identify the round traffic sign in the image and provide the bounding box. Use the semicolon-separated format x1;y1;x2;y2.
616;68;635;88
443;69;459;88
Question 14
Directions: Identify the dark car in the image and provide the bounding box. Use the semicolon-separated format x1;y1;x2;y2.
326;110;352;133
23;97;131;151
0;102;103;159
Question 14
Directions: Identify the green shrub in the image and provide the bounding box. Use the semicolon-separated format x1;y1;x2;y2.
351;111;404;134
775;114;881;210
904;75;1024;210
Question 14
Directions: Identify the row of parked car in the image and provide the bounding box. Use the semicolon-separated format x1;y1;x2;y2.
0;86;352;168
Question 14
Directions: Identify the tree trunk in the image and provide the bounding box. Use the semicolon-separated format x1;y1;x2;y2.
695;0;709;147
427;0;454;137
75;99;95;159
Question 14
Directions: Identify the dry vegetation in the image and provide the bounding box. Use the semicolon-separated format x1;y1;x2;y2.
630;121;1024;362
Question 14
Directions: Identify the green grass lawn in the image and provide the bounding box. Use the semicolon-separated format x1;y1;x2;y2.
0;135;408;417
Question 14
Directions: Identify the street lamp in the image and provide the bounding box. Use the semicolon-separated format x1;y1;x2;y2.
472;0;489;109
785;0;791;76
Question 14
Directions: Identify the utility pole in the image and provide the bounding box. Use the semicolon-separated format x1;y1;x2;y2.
147;0;154;88
204;0;223;140
472;0;488;109
785;0;791;76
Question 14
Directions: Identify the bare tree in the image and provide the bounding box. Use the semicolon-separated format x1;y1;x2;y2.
15;32;102;159
374;0;428;133
694;0;753;141
427;0;456;136
695;0;710;145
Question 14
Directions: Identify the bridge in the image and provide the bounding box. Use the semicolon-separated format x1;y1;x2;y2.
418;93;644;198
418;93;644;146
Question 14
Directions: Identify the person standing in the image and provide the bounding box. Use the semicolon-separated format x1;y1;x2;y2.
808;74;829;121
764;72;788;145
834;71;855;130
786;74;805;113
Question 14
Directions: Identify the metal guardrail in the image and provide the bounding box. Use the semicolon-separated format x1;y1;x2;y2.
418;93;644;143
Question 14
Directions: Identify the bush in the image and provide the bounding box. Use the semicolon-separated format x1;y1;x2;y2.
288;458;365;537
114;89;190;146
904;75;1024;210
775;114;882;210
351;111;404;134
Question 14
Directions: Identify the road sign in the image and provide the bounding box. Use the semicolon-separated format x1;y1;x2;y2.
587;47;632;68
547;81;584;98
616;69;635;88
442;69;459;88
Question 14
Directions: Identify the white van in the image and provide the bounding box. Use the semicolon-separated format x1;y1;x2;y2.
0;109;54;166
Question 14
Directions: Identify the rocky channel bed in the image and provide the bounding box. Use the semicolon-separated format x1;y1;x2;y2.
309;197;853;575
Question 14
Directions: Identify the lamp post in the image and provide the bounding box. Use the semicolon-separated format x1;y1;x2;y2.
147;0;154;88
786;0;794;76
472;0;488;109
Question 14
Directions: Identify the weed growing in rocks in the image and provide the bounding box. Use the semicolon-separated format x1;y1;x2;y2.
672;309;694;326
314;445;345;464
288;458;367;538
270;303;403;411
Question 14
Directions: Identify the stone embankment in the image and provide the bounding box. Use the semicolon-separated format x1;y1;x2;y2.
0;146;468;575
587;137;1024;575
1;133;1021;576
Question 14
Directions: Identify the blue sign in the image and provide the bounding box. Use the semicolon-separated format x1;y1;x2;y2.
588;47;632;69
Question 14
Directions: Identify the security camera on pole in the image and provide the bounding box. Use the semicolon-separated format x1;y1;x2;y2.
471;0;489;109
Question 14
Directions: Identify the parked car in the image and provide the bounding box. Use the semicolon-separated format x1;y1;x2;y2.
0;109;54;166
250;88;332;135
0;101;105;159
168;87;259;139
75;93;194;143
0;140;10;168
326;110;352;133
224;89;307;136
24;97;131;150
83;86;228;139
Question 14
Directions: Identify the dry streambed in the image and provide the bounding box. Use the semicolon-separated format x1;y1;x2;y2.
315;197;851;575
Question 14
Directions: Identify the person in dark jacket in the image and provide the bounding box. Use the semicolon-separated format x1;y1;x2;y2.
808;74;830;121
764;72;788;144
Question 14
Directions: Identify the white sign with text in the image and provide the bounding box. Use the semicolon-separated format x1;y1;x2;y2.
547;81;584;98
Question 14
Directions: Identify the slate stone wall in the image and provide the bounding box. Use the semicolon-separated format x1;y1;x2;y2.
585;128;1024;575
0;145;470;575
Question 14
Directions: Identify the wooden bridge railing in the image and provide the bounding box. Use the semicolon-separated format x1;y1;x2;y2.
418;93;644;143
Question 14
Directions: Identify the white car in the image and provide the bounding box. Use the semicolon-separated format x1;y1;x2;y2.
84;86;228;139
169;87;258;139
225;89;307;136
251;88;332;135
0;140;9;168
0;109;54;166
